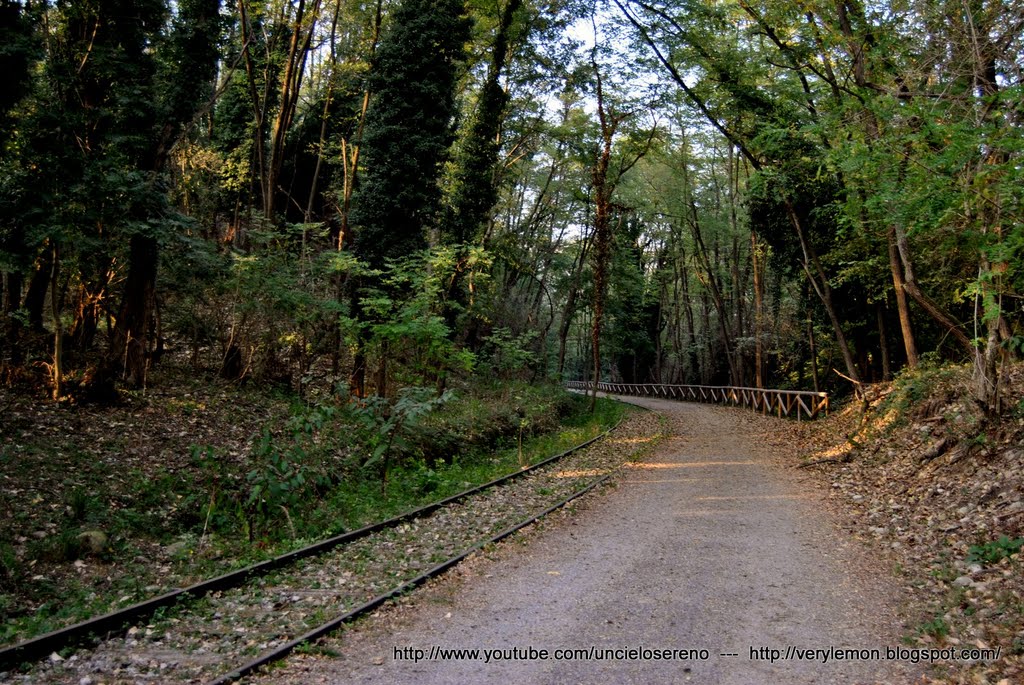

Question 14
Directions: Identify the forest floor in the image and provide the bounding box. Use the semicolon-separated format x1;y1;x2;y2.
0;363;620;650
1;368;289;644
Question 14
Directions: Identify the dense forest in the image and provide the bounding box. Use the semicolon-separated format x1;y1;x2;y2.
0;0;1021;406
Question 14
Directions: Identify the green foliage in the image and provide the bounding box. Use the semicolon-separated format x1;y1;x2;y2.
916;616;950;641
440;0;526;244
194;405;343;541
340;386;452;491
0;0;37;145
351;0;472;267
879;361;966;421
481;327;537;376
244;429;310;539
967;536;1024;566
0;541;17;585
210;230;349;384
27;530;83;564
350;249;478;385
65;488;95;523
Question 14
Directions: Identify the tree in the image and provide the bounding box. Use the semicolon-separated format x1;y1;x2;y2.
350;0;471;268
0;0;222;396
100;0;224;392
586;26;657;410
347;0;471;394
442;0;525;245
0;0;38;365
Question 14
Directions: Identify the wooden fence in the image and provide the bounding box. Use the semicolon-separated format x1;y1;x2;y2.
566;381;829;420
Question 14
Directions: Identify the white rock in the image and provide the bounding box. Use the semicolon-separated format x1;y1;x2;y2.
953;575;975;587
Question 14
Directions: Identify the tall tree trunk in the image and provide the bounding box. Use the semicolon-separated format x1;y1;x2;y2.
783;198;862;386
877;302;891;381
237;0;268;217
3;271;23;366
339;0;383;388
751;230;764;388
686;199;738;384
808;307;819;394
962;8;1009;413
887;225;918;368
302;0;342;276
892;223;974;355
49;242;62;399
557;223;594;377
589;162;612;412
265;0;321;219
588;50;618;411
103;235;158;391
700;289;712;384
24;250;53;333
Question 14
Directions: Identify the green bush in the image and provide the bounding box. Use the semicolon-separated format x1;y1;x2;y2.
967;536;1024;566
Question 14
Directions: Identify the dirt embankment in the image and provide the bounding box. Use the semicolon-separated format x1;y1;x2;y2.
784;363;1024;685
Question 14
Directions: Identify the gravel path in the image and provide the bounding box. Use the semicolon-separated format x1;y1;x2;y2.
258;398;924;685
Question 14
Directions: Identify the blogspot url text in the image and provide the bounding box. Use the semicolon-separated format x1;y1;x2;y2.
392;644;1001;665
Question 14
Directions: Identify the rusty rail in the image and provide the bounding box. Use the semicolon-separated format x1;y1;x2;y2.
568;381;829;420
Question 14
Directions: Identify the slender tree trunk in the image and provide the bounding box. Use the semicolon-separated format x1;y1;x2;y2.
340;0;383;242
700;289;712;384
589;53;617;412
237;0;268;216
557;225;593;376
783;198;861;385
3;271;23;365
887;225;918;368
68;253;111;352
374;340;388;398
49;243;62;399
807;308;819;393
730;234;745;386
877;302;891;381
893;222;973;355
751;230;764;388
266;0;321;219
589;179;612;412
302;0;342;276
339;0;383;388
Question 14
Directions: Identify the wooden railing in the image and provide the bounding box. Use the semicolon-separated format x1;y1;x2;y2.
566;381;829;420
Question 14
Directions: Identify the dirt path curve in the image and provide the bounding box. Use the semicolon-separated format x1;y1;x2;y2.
255;398;922;685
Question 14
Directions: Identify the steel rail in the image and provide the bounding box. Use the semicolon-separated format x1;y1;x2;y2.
208;470;616;684
568;381;829;420
0;420;621;671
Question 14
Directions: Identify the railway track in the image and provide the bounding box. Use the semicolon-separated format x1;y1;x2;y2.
0;412;661;684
